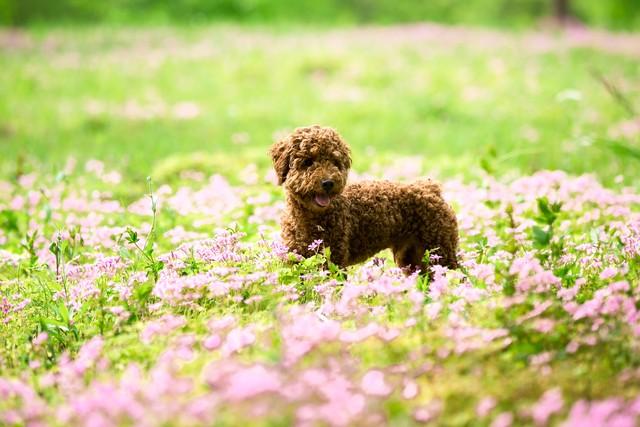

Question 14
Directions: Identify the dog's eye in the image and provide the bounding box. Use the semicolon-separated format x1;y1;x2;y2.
302;158;314;168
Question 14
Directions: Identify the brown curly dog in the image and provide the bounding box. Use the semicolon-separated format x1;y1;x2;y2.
270;125;458;273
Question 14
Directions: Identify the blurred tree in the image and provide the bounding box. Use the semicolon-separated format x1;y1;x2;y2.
553;0;571;22
0;0;638;30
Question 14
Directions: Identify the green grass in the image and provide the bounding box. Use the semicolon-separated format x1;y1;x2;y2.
1;25;639;188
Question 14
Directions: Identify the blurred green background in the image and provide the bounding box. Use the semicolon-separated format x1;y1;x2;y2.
1;0;640;191
1;0;640;30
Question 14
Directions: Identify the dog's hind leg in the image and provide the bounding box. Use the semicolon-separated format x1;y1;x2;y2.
392;240;428;275
414;192;459;271
419;221;458;271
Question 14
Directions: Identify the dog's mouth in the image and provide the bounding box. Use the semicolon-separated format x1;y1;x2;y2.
313;194;332;208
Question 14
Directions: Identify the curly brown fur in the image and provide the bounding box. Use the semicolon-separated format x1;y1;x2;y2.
270;125;459;273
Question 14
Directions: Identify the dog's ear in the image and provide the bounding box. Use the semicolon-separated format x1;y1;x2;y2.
270;137;291;185
339;141;352;170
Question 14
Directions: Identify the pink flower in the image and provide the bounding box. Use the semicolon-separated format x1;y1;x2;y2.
518;301;553;323
426;302;442;320
339;323;380;343
402;380;419;400
509;254;560;293
10;195;25;210
360;370;391;396
172;101;200;120
563;399;628;427
281;311;341;364
566;340;579;353
428;266;449;300
32;332;48;348
221;327;255;357
140;314;186;344
531;388;563;425
224;365;281;401
208;315;236;332
307;239;323;252
610;281;630;293
203;335;222;351
491;412;513;427
413;400;442;423
532;318;556;333
558;284;580;302
477;397;497;417
530;352;552;366
600;267;618;280
377;328;400;342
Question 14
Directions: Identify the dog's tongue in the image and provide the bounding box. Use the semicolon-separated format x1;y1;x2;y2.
314;194;331;207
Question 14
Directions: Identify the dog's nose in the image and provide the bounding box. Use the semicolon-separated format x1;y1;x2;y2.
321;179;334;192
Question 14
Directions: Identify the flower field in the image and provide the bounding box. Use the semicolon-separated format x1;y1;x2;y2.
1;158;639;426
2;23;640;426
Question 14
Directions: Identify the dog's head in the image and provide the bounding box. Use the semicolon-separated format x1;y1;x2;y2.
270;125;351;212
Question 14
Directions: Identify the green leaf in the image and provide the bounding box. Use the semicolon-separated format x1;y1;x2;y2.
63;241;74;259
49;242;59;256
479;157;494;174
125;228;139;244
503;279;515;296
0;209;20;233
118;246;132;259
43;203;52;224
54;302;70;324
144;246;154;257
537;197;552;216
606;140;640;162
134;280;154;303
536;197;557;225
532;225;551;247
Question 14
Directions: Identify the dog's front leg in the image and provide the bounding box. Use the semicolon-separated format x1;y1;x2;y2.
319;212;351;269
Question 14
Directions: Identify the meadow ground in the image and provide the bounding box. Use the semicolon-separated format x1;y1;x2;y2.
1;24;640;426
